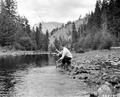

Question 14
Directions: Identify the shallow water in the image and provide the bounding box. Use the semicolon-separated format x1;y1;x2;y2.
0;54;88;97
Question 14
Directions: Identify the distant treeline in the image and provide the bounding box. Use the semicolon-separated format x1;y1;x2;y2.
0;0;49;51
52;0;120;52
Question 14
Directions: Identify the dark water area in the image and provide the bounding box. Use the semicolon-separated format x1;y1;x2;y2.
0;54;56;97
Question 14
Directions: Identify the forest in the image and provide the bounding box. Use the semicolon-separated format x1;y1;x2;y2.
73;0;120;51
0;0;49;51
52;0;120;52
0;0;120;52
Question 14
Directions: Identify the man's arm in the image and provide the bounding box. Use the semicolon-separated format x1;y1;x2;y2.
53;48;62;57
58;48;66;62
55;48;61;53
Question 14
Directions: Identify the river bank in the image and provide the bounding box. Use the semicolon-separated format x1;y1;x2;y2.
0;49;120;96
63;50;120;96
0;50;50;57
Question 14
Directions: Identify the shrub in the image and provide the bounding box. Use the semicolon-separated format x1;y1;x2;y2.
18;37;36;50
83;34;94;49
89;31;115;50
98;32;113;49
92;32;102;50
74;30;117;51
74;40;85;53
13;42;25;50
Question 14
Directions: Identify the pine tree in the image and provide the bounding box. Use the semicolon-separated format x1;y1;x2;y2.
45;30;49;51
24;18;31;36
113;0;120;39
35;27;40;50
101;0;108;32
94;0;102;29
86;12;97;34
107;0;120;40
107;0;115;35
35;23;46;50
54;38;60;50
0;0;17;46
72;22;77;44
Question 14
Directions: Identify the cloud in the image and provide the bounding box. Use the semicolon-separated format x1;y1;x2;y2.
16;0;96;26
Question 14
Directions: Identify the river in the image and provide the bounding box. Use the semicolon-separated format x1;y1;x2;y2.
0;54;88;97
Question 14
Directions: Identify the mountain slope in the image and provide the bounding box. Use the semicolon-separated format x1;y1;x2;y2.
49;18;86;46
42;22;63;33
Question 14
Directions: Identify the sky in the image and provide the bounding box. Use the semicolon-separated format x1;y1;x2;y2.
16;0;96;26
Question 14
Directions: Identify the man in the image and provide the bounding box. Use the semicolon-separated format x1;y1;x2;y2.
55;45;72;67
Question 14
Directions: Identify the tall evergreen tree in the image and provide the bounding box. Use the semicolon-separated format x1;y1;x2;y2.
24;18;31;36
101;0;108;32
72;22;77;44
35;27;41;50
45;30;49;51
86;12;97;34
107;0;115;35
94;0;102;29
0;0;17;46
107;0;120;39
113;0;120;39
54;38;60;50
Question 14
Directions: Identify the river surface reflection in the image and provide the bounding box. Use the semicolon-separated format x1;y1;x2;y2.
0;54;56;97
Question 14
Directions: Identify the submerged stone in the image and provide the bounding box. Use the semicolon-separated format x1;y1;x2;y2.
97;82;113;97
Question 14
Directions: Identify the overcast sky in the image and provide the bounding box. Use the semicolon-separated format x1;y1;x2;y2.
16;0;96;26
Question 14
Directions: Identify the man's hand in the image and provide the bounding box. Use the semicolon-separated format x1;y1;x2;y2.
52;52;57;55
52;52;58;56
57;58;62;63
55;48;61;53
55;49;58;52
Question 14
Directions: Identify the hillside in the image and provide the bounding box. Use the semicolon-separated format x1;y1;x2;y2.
42;22;63;33
49;18;86;46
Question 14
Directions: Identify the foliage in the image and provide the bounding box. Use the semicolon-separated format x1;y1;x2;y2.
0;0;49;51
76;31;115;50
13;42;25;50
18;37;35;50
35;25;42;50
73;0;120;52
41;30;49;51
0;0;17;46
54;38;61;50
72;22;78;48
34;23;49;51
44;30;49;51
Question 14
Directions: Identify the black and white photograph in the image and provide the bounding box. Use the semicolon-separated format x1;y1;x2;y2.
0;0;120;97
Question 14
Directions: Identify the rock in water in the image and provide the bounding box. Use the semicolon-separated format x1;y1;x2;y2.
97;82;113;97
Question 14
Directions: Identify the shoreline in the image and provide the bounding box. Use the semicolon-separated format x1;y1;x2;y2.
0;50;50;57
62;50;120;95
0;50;120;96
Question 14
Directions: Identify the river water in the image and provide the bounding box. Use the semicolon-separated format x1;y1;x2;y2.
0;54;88;97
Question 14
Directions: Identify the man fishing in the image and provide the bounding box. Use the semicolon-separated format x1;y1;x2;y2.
55;45;72;68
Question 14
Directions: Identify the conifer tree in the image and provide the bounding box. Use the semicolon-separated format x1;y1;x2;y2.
45;30;49;51
35;27;41;50
54;38;60;50
0;0;17;46
72;22;77;44
94;0;102;29
101;0;108;31
113;0;120;38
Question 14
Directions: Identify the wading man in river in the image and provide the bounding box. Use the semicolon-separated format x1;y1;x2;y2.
55;45;72;69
